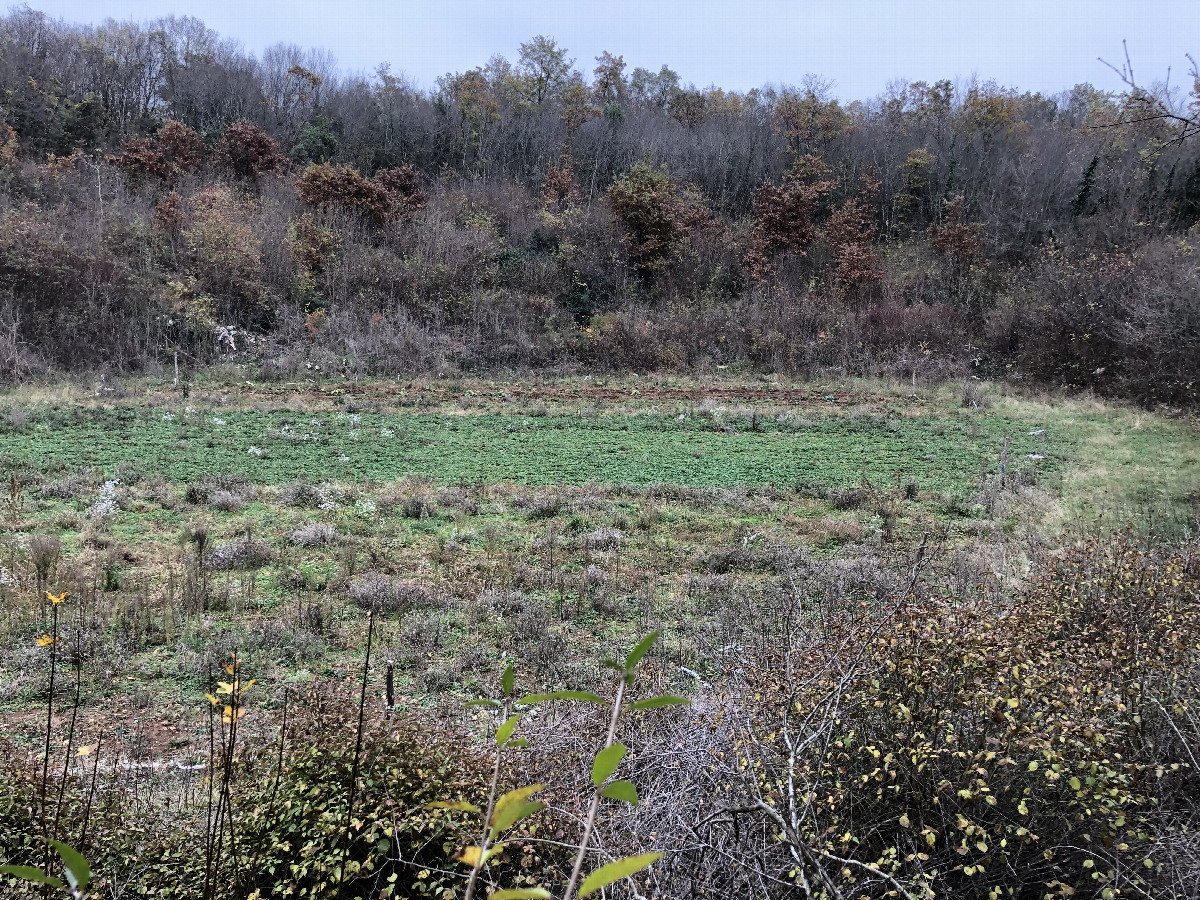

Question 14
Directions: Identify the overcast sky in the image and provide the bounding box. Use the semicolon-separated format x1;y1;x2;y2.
18;0;1199;100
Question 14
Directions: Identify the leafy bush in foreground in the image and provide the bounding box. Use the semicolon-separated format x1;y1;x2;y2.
732;534;1200;898
0;687;485;899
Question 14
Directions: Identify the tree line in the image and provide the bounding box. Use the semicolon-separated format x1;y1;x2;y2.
0;5;1197;402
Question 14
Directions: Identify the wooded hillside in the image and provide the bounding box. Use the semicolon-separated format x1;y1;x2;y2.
1;7;1198;402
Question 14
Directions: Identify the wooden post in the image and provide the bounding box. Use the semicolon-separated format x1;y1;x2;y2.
385;661;395;712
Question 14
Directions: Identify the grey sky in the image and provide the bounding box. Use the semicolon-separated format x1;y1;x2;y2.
19;0;1199;100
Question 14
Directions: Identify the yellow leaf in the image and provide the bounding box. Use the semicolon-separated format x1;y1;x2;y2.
46;591;67;605
456;846;482;867
217;682;235;695
239;678;257;693
36;634;57;647
76;744;95;757
205;693;220;707
455;843;505;867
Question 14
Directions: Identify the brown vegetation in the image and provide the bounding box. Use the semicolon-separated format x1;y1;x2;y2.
0;10;1197;403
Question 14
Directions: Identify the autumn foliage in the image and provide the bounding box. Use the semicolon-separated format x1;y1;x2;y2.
216;120;287;181
0;11;1197;401
110;120;206;180
296;163;426;223
0;122;18;175
606;162;709;278
743;155;834;279
734;534;1200;899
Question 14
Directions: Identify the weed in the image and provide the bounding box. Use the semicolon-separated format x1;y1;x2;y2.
29;535;61;595
582;527;622;550
288;522;337;547
348;573;431;612
204;537;273;571
208;490;244;513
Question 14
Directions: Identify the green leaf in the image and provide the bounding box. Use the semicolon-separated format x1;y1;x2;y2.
578;852;663;897
518;691;606;705
491;785;545;836
491;889;552;900
49;840;90;891
490;800;545;839
501;665;515;697
592;742;628;786
427;800;481;813
624;630;661;671
601;779;639;805
628;695;690;711
496;714;522;747
0;865;64;888
505;738;530;748
466;699;502;709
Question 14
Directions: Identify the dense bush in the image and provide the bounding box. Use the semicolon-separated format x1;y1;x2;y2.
0;686;485;899
718;534;1200;898
997;237;1200;404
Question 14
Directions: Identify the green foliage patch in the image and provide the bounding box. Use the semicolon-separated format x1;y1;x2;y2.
0;405;1059;493
0;687;486;899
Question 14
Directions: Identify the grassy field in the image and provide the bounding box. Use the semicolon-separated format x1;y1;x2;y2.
0;373;1197;899
2;402;1057;490
0;373;1195;740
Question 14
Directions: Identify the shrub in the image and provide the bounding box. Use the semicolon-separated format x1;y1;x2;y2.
521;491;568;521
0;686;485;900
279;481;340;509
289;521;337;547
216;120;287;181
606;162;708;278
181;185;271;318
348;573;433;612
0;122;16;176
208;489;245;512
828;486;865;509
999;238;1200;404
743;154;834;279
204;537;274;571
730;534;1200;900
109;120;206;180
582;527;622;550
296;163;427;224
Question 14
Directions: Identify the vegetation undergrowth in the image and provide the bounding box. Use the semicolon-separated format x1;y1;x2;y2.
0;379;1195;898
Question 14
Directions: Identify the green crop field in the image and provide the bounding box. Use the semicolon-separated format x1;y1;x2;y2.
1;403;1062;492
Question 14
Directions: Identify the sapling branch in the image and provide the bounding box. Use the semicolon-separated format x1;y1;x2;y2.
460;662;524;900
562;677;627;900
461;695;510;900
